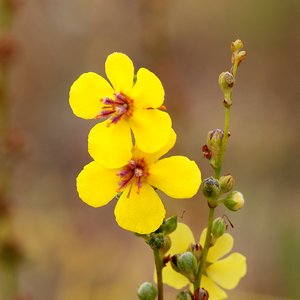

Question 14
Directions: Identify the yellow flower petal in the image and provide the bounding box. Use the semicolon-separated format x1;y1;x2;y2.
129;108;172;153
161;223;194;289
148;156;201;198
133;128;177;165
69;72;114;119
105;52;134;95
169;223;195;254
114;184;165;234
162;263;190;289
201;275;228;300
76;161;119;207
206;253;247;290
200;229;233;263
88;120;132;168
130;68;164;108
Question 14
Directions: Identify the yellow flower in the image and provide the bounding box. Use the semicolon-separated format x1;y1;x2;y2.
69;52;172;168
76;131;201;234
162;223;247;300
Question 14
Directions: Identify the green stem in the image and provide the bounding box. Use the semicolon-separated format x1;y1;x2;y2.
153;249;164;300
215;107;231;179
214;51;238;179
194;51;240;294
194;207;214;291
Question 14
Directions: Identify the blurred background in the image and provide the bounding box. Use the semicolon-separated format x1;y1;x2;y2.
0;0;300;299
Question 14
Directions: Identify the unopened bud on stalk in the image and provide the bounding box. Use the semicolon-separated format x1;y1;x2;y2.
160;235;171;254
197;288;209;300
207;129;223;154
231;39;244;52
219;174;235;193
189;243;202;261
219;71;235;93
202;177;220;207
238;50;247;65
177;290;193;300
173;252;197;281
211;217;226;239
206;129;224;169
137;282;157;300
161;215;177;235
146;233;165;250
223;191;244;211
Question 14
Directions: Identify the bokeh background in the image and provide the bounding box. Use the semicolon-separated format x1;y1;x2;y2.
1;0;300;299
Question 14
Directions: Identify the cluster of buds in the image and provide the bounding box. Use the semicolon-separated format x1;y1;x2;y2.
202;175;244;212
231;39;246;67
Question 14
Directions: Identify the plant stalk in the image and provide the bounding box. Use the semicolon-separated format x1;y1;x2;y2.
153;248;164;300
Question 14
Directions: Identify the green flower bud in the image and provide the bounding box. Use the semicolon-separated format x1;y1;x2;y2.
137;282;157;300
219;71;235;91
177;290;193;300
219;71;235;107
219;174;235;193
207;129;223;153
176;252;197;281
160;235;171;254
161;215;177;235
146;233;165;250
211;217;226;239
231;39;244;52
238;50;247;64
223;191;245;211
202;177;220;207
206;129;224;169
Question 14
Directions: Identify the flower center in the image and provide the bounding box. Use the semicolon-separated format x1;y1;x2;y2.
96;93;134;125
117;159;149;194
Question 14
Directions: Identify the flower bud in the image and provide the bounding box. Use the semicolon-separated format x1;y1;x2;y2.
161;215;177;235
197;288;209;300
219;174;235;193
160;235;171;254
223;191;244;211
202;177;220;207
176;252;197;281
206;129;224;169
238;50;247;64
137;282;157;300
177;290;193;300
207;129;223;155
193;288;209;300
211;217;226;239
231;39;244;52
146;233;165;250
187;243;202;262
219;71;235;93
